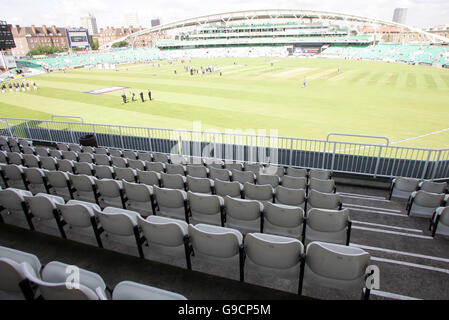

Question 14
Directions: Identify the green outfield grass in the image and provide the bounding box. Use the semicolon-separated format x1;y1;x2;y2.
1;57;449;149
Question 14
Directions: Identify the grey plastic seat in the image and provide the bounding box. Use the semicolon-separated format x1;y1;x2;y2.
21;261;107;300
309;169;332;180
18;139;32;148
56;200;104;247
111;156;128;168
224;195;263;234
214;179;243;198
430;207;449;237
8;138;22;152
307;190;342;212
186;175;214;194
22;146;35;155
123;150;138;160
137;170;160;187
128;159;146;171
62;151;78;162
263;202;305;239
122;180;155;217
188;223;244;281
286;167;308;178
78;152;94;163
224;162;244;171
49;150;63;159
244;233;304;291
74;162;94;176
0;188;34;229
82;146;95;154
68;143;82;153
137;152;152;162
188;191;224;226
56;159;75;173
1;164;27;190
166;163;186;176
7;152;23;166
95;207;144;258
94;147;108;155
204;158;224;169
112;280;187;300
419;181;447;194
35;147;50;157
94;154;111;166
23;168;50;194
186;165;209;178
93;165;115;179
305;208;352;245
281;176;307;190
108;149;123;157
96;179;127;209
0;245;42;298
170;154;189;165
0;151;8;165
309;178;336;194
263;166;285;177
69;173;99;205
153;152;169;163
45;171;73;201
232;169;255;184
56;143;69;151
407;190;445;218
0;137;9;151
243;182;274;203
274;186;306;208
160;172;186;190
389;177;420;200
23;154;41;168
146;161;165;173
300;242;371;299
244;163;262;174
137;215;190;269
209;167;231;181
114;167;137;182
153;186;188;221
257;174;280;188
40;157;57;171
24;193;66;237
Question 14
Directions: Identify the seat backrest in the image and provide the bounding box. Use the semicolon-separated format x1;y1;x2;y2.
49;150;62;159
45;170;69;188
23;154;40;168
188;223;242;258
94;154;111;166
187;191;222;215
186;165;208;178
166;164;185;176
153;153;169;163
243;182;273;201
93;165;114;179
56;143;69;151
114;167;136;182
414;190;445;207
113;281;187;300
7;152;23;165
137;152;152;162
40;157;57;170
56;159;74;173
70;174;97;192
309;169;331;180
2;164;24;180
209;167;231;181
78;153;94;163
22;146;35;155
232;169;255;184
56;200;100;228
137;169;160;186
94;147;108;155
309;178;336;193
97;207;138;236
62;151;78;162
264;202;304;229
244;163;262;174
224;162;243;171
308;190;341;210
245;233;304;269
0;245;41;275
82;146;95;154
186;175;212;194
96;179;122;197
0;188;32;210
257;174;280;188
137;215;187;247
35;147;50;157
214;179;242;198
123;180;152;202
24;193;64;220
111;156;128;168
74;162;94;176
275;185;306;206
146;161;165;173
0;246;41;291
123;150;138;160
420;181;447;194
307;208;350;232
395;177;420;192
224;195;262;221
68;143;82;152
128;159;145;171
23;167;46;184
440;207;449;226
161;173;185;190
108;149;123;157
286;167;308;178
281;176;307;189
153;186;185;208
263;166;285;177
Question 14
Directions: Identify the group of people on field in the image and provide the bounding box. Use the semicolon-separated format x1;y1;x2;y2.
1;80;37;94
121;89;152;104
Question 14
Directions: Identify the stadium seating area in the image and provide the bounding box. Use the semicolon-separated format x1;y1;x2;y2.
1;136;449;300
322;44;449;66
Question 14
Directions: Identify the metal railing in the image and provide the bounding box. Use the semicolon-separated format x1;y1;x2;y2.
1;117;448;181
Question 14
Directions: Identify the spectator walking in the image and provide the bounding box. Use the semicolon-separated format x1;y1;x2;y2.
140;91;144;102
148;89;152;101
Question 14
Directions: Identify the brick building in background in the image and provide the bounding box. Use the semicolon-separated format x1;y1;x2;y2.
92;26;166;48
10;25;68;57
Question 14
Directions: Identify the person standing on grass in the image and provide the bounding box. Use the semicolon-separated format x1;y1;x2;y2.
131;92;136;102
33;82;37;91
8;82;13;92
21;82;25;92
1;83;5;94
148;89;152;101
140;91;144;102
26;81;30;91
121;91;127;104
302;77;307;88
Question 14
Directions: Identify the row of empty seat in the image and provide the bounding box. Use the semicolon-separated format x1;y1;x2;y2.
0;245;187;300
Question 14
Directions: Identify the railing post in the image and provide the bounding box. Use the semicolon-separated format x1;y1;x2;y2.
421;150;432;180
46;121;52;142
331;143;337;173
119;126;124;149
25;121;31;140
430;150;442;181
322;141;327;169
179;132;183;156
289;138;294;166
373;146;383;179
69;123;75;143
147;128;152;152
5;119;13;137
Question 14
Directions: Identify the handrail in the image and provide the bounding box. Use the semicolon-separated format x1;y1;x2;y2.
51;115;84;123
326;133;389;146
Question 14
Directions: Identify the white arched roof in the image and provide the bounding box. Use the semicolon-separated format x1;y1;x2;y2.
100;9;449;49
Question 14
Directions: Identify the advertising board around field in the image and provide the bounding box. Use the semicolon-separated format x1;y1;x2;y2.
84;86;129;95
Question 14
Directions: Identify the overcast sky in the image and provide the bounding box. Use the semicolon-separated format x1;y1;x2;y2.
3;0;449;29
